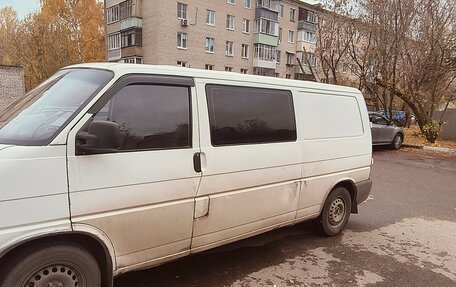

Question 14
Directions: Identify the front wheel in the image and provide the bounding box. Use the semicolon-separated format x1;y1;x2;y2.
0;242;101;287
319;187;352;236
391;134;403;150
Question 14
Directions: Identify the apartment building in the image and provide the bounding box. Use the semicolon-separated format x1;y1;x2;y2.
104;0;320;80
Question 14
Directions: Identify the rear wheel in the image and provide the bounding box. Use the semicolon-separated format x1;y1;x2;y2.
391;133;403;150
0;242;101;287
319;187;352;236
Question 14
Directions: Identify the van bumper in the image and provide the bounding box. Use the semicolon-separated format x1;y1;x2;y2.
356;179;372;204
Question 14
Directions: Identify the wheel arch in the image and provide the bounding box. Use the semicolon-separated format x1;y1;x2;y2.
0;230;115;287
332;179;358;214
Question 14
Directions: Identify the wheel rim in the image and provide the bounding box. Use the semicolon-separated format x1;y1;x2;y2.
24;264;80;287
328;197;346;228
394;136;402;149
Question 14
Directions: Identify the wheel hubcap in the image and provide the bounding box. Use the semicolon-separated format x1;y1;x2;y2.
25;265;80;287
329;198;346;227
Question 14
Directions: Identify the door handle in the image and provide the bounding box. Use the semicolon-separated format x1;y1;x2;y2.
193;152;202;173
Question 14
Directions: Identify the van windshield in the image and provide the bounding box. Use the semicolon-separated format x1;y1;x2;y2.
0;68;113;146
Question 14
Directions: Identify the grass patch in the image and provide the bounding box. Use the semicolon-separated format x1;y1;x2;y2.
403;125;456;149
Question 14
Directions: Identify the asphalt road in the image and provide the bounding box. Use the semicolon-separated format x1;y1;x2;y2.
114;148;456;287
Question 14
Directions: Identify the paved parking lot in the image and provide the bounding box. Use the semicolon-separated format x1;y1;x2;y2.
115;148;456;287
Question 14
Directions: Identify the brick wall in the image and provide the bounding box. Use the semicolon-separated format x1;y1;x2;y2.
0;65;25;113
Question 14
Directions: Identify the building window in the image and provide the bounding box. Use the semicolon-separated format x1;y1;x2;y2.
228;0;235;4
226;41;234;56
108;33;121;50
206;37;215;53
286;74;292;79
93;85;191;151
307;11;318;23
177;3;187;19
205;85;296;146
240;68;248;74
257;0;280;11
255;18;278;36
119;0;133;20
123;57;143;64
242;19;250;33
288;30;295;43
121;28;142;47
206;10;215;26
286;52;294;65
226;15;235;30
304;52;317;66
177;61;188;67
298;31;316;43
107;6;120;24
241;44;249;59
205;64;214;70
278;28;282;42
243;0;251;8
177;32;187;49
276;50;281;63
290;8;296;22
254;44;276;61
225;67;233;71
278;4;284;18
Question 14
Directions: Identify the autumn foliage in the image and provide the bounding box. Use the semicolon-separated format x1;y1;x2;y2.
0;0;105;91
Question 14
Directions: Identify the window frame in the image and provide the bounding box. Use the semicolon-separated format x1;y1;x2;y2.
206;9;216;26
206;37;215;53
289;8;296;22
177;32;187;49
243;0;251;9
226;14;235;30
83;74;195;154
177;2;188;19
226;41;234;56
288;30;295;43
241;44;249;59
242;19;250;33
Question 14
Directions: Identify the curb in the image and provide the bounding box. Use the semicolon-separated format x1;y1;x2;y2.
403;144;456;154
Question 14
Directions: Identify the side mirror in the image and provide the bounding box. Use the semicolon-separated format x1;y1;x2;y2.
76;120;122;155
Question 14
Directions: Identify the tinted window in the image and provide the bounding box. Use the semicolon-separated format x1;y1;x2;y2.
370;114;388;125
206;85;296;146
94;85;191;150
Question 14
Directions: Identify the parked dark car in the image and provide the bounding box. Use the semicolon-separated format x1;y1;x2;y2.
369;112;404;149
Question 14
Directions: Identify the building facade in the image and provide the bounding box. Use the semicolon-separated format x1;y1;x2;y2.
0;65;25;112
104;0;319;80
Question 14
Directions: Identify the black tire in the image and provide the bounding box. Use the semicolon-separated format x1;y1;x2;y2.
319;187;352;237
391;133;403;150
0;242;101;287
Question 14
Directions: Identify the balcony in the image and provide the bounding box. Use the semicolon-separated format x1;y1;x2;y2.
108;48;121;61
120;17;142;30
257;0;280;12
253;58;277;69
254;33;279;46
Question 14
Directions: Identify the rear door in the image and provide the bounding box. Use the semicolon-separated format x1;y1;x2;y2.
191;81;302;251
67;75;201;269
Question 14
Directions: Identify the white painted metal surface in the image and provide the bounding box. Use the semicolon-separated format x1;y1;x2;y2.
0;63;372;278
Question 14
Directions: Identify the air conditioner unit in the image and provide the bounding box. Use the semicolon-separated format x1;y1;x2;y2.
181;19;188;27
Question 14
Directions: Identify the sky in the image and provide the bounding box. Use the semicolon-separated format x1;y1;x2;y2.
0;0;319;20
0;0;41;19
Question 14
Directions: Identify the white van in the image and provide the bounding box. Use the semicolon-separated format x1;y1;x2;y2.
0;63;372;287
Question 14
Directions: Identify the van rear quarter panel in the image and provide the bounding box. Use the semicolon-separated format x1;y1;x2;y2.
294;90;372;218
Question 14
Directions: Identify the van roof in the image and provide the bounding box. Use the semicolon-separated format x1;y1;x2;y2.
66;62;360;94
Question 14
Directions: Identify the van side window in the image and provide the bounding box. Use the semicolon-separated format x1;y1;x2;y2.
206;84;296;146
94;85;191;150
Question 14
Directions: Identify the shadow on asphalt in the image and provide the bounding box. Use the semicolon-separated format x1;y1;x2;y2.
114;221;342;287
